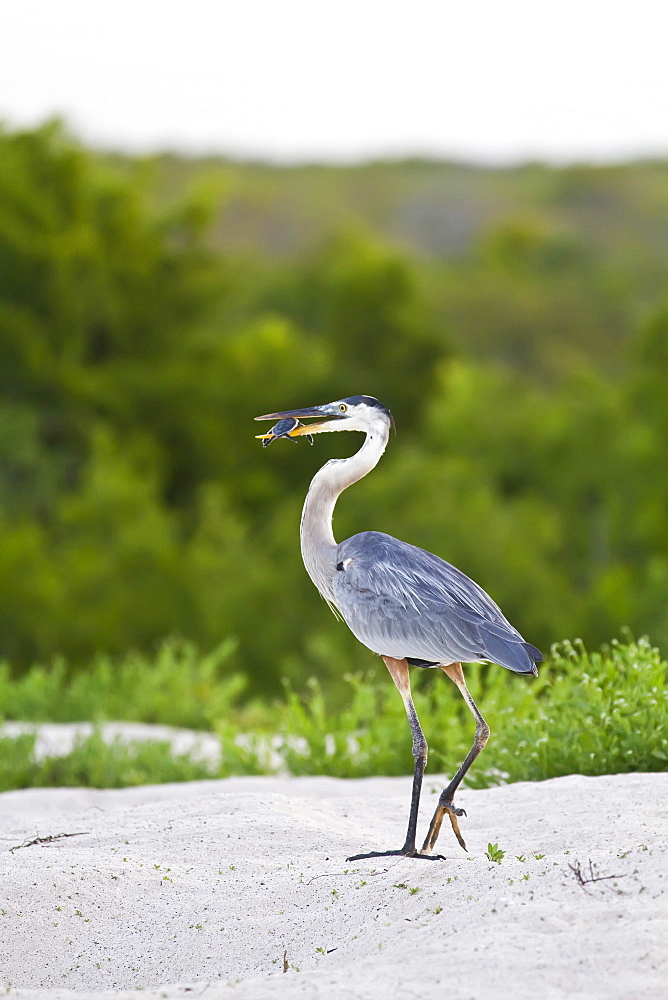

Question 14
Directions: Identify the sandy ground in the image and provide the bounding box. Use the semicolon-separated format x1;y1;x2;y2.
0;771;665;1000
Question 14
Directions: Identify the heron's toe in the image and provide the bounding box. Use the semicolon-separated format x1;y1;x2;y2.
422;799;468;853
346;847;446;862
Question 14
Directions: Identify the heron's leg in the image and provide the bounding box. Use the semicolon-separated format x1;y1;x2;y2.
346;656;443;862
421;663;490;854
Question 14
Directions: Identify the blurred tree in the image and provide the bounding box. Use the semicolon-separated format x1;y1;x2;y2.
258;230;449;428
431;216;631;377
0;122;666;687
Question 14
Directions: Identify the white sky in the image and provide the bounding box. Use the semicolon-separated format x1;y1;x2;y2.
2;0;667;164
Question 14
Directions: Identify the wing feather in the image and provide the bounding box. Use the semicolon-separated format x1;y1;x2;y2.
332;531;540;674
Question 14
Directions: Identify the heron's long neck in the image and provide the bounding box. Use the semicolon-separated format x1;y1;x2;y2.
300;428;388;602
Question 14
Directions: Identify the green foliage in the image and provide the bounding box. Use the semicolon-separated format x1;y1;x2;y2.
492;636;668;781
1;637;663;791
259;229;446;426
0;122;667;691
0;732;215;792
0;637;242;728
214;637;666;785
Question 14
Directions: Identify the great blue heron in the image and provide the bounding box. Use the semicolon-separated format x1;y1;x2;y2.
256;395;542;860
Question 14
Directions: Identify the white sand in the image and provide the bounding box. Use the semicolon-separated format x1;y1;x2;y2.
0;771;665;1000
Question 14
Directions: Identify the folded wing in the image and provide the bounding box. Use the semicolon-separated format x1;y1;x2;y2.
332;531;541;675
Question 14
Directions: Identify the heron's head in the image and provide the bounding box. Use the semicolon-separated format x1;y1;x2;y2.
255;395;394;443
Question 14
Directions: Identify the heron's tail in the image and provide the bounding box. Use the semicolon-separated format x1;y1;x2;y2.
482;632;543;676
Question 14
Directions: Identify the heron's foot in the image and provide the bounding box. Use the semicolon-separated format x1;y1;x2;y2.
346;847;445;862
422;798;468;854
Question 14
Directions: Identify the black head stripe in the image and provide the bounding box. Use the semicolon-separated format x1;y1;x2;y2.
341;395;393;422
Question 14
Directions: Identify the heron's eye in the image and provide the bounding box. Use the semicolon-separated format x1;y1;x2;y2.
339;403;347;413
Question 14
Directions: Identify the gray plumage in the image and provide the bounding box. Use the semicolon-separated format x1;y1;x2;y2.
334;530;541;675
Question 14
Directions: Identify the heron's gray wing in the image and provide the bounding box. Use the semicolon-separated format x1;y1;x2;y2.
332;531;540;674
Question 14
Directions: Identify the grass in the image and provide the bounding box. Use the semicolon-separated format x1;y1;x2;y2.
0;637;243;728
0;732;216;792
0;636;665;792
213;635;667;784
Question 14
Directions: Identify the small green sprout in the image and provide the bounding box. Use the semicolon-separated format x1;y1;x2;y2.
485;843;506;864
